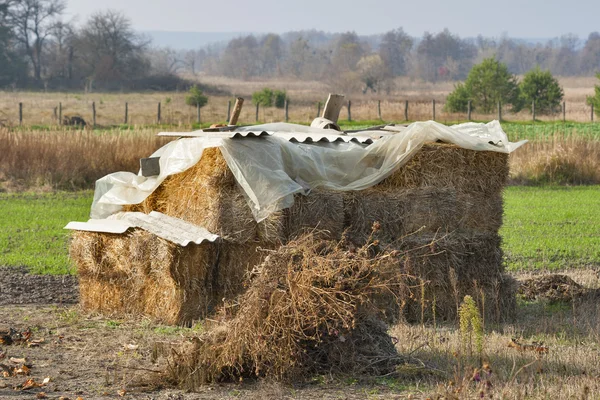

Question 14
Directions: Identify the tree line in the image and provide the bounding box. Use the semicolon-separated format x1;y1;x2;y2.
0;0;599;93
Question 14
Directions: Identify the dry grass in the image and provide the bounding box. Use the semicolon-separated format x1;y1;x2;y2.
0;127;171;191
391;275;600;399
166;232;409;387
509;133;600;185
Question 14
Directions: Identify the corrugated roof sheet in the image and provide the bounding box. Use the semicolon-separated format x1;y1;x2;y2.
65;211;219;246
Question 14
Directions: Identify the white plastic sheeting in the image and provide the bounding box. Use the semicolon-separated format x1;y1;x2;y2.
90;120;526;222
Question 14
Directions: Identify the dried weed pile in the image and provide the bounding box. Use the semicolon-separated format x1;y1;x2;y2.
167;233;408;387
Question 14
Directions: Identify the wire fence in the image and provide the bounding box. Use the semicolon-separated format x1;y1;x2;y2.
0;94;596;127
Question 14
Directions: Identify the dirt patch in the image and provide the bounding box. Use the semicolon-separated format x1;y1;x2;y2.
0;267;78;306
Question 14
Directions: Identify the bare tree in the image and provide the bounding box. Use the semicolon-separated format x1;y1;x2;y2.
6;0;66;81
76;10;149;89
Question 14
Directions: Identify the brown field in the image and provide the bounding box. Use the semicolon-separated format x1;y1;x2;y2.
1;269;599;399
0;76;596;127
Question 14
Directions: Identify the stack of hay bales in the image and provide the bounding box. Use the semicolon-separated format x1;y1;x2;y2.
70;141;515;325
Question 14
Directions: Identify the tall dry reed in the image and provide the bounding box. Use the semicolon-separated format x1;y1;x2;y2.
0;127;172;191
509;134;600;185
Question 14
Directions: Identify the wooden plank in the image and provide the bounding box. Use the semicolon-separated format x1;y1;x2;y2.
229;97;244;126
322;94;345;123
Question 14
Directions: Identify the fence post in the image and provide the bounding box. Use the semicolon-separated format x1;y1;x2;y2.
497;101;502;122
124;102;128;124
255;103;259;122
562;101;566;123
58;103;62;126
432;99;436;121
317;102;321;118
285;99;289;122
347;100;352;121
467;100;472;121
377;100;382;120
226;100;231;123
92;102;96;127
157;102;161;124
532;100;535;122
196;103;201;124
404;100;408;121
19;102;22;126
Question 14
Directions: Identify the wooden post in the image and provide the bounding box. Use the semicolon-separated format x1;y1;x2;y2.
255;103;259;122
196;103;201;124
92;102;96;127
317;102;321;118
226;100;232;123
347;100;351;122
124;102;128;124
58;103;62;126
19;102;22;126
322;94;345;122
532;100;535;122
497;101;502;122
432;99;436;121
157;102;161;124
377;100;382;120
467;100;472;121
285;99;289;122
229;97;244;125
404;100;408;121
563;101;566;123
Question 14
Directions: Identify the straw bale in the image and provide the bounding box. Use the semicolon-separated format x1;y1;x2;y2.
166;233;408;388
378;143;509;195
392;232;515;323
70;229;271;325
126;148;257;243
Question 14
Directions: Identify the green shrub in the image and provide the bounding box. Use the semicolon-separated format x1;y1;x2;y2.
185;85;208;108
252;88;287;108
445;83;470;113
587;73;600;118
520;68;564;115
252;88;274;107
445;57;522;114
273;90;287;109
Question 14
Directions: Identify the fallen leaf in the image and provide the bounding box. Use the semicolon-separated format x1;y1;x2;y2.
19;378;39;390
76;397;84;400
37;392;48;399
118;389;126;396
42;377;51;385
9;357;27;364
2;370;10;378
15;365;30;375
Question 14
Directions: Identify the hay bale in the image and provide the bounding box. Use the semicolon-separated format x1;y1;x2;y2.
378;143;509;195
392;232;515;323
70;229;270;325
74;139;512;327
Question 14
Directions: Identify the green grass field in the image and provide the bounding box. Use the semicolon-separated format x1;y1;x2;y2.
501;185;600;270
0;186;598;274
0;191;92;274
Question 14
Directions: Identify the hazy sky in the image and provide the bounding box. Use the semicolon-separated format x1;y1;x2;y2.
65;0;599;38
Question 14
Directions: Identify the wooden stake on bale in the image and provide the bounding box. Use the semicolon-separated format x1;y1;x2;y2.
229;97;244;126
322;94;345;123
